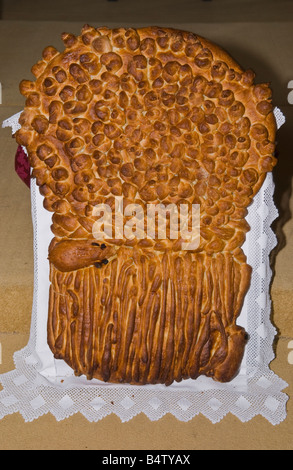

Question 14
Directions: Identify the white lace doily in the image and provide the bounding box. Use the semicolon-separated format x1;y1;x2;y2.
0;109;288;425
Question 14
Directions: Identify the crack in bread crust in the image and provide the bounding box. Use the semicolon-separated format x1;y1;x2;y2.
16;25;277;384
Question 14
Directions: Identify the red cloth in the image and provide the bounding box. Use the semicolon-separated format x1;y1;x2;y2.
15;145;30;188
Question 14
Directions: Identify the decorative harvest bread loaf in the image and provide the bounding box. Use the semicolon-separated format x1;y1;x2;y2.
15;25;277;385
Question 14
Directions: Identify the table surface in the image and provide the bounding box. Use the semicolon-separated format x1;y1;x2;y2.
0;19;292;450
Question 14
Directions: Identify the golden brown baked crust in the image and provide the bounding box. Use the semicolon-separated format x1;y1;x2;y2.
15;25;277;385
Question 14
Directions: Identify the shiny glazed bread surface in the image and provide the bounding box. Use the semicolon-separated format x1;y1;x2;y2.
16;25;277;384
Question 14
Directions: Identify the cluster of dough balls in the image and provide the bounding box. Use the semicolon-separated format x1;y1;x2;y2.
16;25;276;254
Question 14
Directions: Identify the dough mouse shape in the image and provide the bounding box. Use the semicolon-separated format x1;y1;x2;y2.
16;26;277;385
